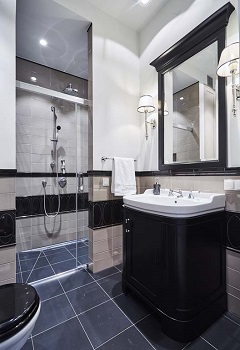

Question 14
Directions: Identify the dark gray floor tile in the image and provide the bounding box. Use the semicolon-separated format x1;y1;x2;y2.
113;293;151;323
91;267;119;281
51;259;77;274
78;246;88;256
20;256;49;272
78;254;89;265
97;325;154;350
16;272;23;283
98;272;123;298
34;256;50;269
43;246;68;256
58;268;94;292
202;316;240;349
32;278;64;302
79;300;131;348
46;250;74;264
33;293;75;336
21;338;33;350
184;337;215;349
22;266;55;283
19;250;41;261
33;317;92;350
136;314;186;350
67;281;109;314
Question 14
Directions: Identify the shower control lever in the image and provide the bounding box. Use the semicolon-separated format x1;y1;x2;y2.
78;172;84;192
61;159;66;174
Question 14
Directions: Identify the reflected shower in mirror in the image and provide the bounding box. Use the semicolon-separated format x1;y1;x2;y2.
164;42;218;164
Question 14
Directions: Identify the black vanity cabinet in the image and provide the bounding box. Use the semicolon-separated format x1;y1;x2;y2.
122;207;227;342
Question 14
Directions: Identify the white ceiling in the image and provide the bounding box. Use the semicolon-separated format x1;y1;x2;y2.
16;0;91;79
86;0;167;31
16;0;167;79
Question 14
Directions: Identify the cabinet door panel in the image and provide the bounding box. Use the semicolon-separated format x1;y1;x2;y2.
125;209;162;303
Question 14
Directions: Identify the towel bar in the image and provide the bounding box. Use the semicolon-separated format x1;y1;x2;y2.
101;156;137;162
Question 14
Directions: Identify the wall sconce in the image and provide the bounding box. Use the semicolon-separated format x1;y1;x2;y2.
217;42;239;117
137;95;156;140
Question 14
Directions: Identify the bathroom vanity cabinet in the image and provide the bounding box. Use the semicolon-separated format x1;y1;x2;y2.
122;207;227;342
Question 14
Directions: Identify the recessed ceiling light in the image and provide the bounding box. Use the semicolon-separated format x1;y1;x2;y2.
30;76;37;82
139;0;151;6
39;39;47;46
180;97;184;100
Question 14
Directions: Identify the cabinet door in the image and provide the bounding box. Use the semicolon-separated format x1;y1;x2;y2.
124;209;163;304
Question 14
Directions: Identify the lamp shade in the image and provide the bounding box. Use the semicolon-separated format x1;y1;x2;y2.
217;42;239;77
137;95;155;113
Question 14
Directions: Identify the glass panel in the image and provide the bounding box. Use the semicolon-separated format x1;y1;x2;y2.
76;103;89;267
16;87;81;283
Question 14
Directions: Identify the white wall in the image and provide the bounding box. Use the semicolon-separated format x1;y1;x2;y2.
139;0;239;170
53;0;141;171
0;0;16;169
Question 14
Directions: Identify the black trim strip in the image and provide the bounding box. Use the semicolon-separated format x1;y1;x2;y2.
88;168;240;177
0;169;17;177
16;172;88;178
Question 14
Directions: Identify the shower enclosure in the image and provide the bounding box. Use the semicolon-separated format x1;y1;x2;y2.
15;60;90;283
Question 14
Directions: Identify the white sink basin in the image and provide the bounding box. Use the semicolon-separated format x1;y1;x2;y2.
123;189;225;218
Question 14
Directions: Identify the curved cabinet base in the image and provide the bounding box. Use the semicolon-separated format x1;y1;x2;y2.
123;208;227;342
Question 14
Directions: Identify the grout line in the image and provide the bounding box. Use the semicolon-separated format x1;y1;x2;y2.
227;283;240;293
31;335;35;350
227;292;240;302
224;313;240;327
32;315;77;338
92;277;156;350
94;324;134;350
25;251;44;284
200;336;218;349
181;342;191;350
57;276;95;349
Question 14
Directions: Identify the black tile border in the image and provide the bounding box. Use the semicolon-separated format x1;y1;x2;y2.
16;172;88;178
16;193;88;218
89;168;240;177
0;210;16;246
89;199;123;229
0;169;17;177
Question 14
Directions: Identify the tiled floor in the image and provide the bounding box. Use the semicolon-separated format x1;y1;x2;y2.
21;264;240;350
16;240;88;283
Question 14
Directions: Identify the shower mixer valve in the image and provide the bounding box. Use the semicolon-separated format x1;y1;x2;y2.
61;159;66;174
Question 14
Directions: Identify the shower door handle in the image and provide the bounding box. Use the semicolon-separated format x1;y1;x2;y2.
77;172;84;192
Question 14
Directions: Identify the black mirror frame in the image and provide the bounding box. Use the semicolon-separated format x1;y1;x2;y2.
150;2;235;172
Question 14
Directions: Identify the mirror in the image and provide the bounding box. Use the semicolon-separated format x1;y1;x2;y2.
150;3;234;172
164;42;218;164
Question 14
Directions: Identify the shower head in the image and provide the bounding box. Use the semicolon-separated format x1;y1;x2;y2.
63;83;78;96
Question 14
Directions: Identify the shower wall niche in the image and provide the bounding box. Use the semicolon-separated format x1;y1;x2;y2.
16;58;89;253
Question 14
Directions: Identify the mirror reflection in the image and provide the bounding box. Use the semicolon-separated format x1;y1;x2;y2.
164;42;218;164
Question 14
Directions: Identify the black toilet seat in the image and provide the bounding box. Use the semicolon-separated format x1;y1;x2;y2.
0;283;40;341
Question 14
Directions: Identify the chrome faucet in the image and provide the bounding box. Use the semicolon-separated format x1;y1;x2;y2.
168;189;183;197
188;191;194;199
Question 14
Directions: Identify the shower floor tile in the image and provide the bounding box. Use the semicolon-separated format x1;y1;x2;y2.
22;265;55;283
51;259;77;274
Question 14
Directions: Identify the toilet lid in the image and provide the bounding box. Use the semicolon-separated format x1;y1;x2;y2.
0;283;40;340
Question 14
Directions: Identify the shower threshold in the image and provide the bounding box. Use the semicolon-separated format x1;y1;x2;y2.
16;240;89;284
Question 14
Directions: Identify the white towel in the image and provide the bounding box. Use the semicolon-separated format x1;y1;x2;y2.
111;157;136;196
